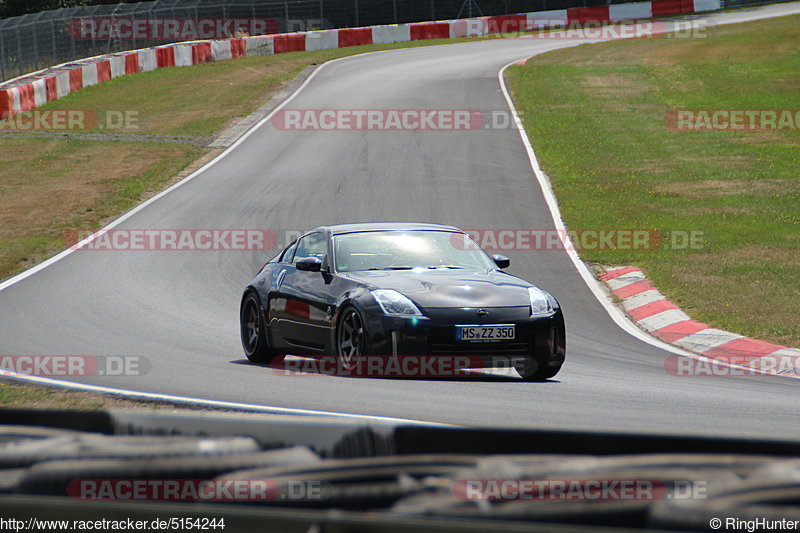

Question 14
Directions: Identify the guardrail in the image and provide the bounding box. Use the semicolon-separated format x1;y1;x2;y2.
722;0;791;7
0;0;678;81
0;0;721;121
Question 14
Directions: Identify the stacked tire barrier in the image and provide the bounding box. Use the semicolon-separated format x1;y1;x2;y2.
0;0;721;119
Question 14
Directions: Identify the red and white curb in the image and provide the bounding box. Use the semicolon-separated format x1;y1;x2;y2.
599;266;800;376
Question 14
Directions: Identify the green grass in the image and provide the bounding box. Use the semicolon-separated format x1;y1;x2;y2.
0;138;200;278
0;381;103;410
0;33;521;282
2;31;554;284
507;15;800;347
0;379;228;410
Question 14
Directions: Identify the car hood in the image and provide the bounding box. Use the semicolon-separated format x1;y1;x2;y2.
342;269;534;309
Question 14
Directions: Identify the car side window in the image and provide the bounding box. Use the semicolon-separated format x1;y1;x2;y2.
281;241;297;263
294;232;327;264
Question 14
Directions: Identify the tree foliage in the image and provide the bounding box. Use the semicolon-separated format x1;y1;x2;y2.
0;0;141;18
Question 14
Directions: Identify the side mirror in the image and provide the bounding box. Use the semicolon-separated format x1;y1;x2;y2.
296;257;323;272
492;254;510;269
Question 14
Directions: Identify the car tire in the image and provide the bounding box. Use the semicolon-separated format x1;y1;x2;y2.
337;305;365;371
240;291;276;363
516;320;565;382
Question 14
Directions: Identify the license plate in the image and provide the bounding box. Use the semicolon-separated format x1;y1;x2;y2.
456;324;515;342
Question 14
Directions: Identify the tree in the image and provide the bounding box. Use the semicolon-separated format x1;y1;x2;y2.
1;0;88;18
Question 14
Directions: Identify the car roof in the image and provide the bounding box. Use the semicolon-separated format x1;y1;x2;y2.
313;222;462;236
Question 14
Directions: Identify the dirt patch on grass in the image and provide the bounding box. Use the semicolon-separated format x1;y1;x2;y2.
0;139;197;277
735;244;800;266
0;141;190;240
579;74;653;113
732;131;797;145
640;43;728;67
656;178;791;198
638;158;676;175
640;26;798;67
667;206;754;216
675;155;753;169
581;73;650;97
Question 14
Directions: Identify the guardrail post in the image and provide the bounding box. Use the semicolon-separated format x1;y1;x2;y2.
33;19;39;72
16;24;23;77
50;18;56;64
0;33;5;81
68;10;76;60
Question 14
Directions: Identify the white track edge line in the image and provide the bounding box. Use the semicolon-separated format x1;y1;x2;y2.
0;371;450;425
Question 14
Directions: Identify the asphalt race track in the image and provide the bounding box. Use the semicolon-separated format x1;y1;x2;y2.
1;3;799;438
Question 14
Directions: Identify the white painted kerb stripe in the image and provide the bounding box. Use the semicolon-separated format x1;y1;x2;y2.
674;328;744;353
767;347;800;358
638;309;691;332
607;271;646;291
622;289;665;311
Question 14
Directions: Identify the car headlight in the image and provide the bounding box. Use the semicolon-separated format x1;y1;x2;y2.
372;289;423;317
528;287;554;317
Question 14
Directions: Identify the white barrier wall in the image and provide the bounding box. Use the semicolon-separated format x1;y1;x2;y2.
109;55;126;78
305;30;339;51
32;78;47;107
56;72;70;98
450;18;488;38
610;2;653;21
372;24;411;44
173;44;194;67
138;49;157;72
527;10;569;29
245;36;274;56
695;0;722;12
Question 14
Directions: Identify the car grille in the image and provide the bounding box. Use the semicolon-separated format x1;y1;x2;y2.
428;329;534;356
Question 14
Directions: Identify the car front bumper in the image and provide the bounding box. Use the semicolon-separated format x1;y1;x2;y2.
361;306;566;371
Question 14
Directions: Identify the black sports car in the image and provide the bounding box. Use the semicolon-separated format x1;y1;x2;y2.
240;223;565;381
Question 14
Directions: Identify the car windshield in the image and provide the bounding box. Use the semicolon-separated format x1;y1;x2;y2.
333;230;497;272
